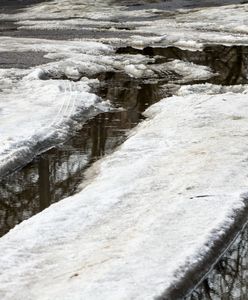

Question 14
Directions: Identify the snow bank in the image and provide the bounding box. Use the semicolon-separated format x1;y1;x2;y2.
0;72;110;176
0;35;215;177
0;40;115;174
1;91;248;299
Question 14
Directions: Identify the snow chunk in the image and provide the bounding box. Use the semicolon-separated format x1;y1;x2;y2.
1;92;248;299
154;59;215;82
0;73;110;176
124;63;154;78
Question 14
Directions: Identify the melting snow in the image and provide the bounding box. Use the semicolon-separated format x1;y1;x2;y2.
1;90;248;299
1;1;248;298
0;72;110;176
0;35;215;176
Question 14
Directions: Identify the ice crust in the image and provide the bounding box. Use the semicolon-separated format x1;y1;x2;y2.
1;91;248;299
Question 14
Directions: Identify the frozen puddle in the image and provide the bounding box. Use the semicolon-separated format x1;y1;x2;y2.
1;88;248;299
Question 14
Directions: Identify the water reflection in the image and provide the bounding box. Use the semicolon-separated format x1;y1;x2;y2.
186;223;248;300
0;72;163;237
117;45;248;85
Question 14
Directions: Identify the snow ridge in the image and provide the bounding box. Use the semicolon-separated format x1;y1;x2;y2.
1;91;248;299
0;74;110;177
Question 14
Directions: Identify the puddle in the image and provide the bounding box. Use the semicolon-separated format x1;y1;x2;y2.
186;223;248;300
0;72;164;237
117;45;248;85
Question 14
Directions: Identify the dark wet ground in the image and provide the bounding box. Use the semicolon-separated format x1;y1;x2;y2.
0;51;52;68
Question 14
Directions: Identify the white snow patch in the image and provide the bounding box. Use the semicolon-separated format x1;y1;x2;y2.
0;72;110;176
122;59;214;80
156;59;214;82
0;92;248;299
